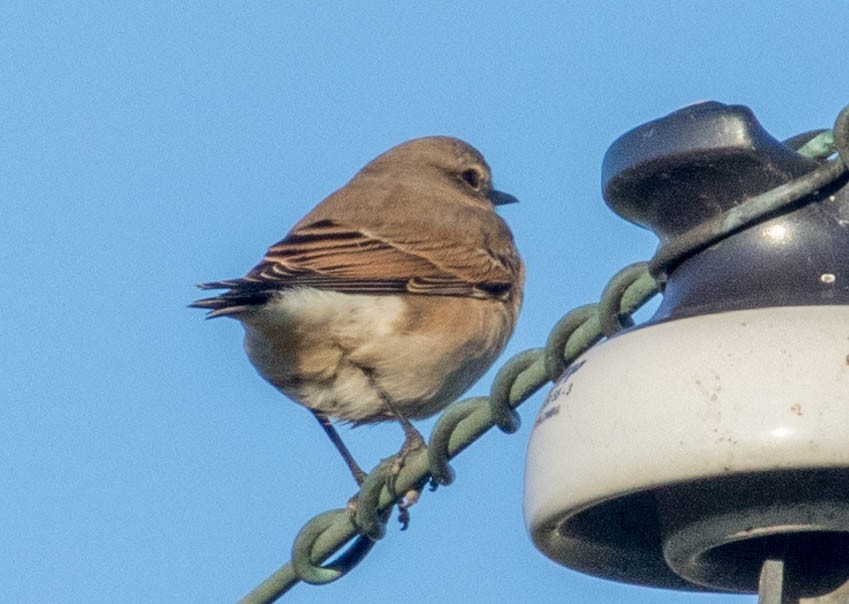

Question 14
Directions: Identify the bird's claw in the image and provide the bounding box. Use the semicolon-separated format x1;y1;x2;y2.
396;488;420;530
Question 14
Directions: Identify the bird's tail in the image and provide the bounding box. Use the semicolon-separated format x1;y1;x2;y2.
189;279;274;318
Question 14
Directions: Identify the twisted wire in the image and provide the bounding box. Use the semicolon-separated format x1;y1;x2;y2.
239;104;848;604
649;104;849;281
237;261;660;603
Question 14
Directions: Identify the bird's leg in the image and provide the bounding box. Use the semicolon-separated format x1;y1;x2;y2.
386;399;427;454
311;410;367;486
356;365;427;529
378;395;427;530
358;365;427;459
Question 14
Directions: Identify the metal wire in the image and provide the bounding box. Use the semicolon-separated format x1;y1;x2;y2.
237;262;660;603
649;104;849;282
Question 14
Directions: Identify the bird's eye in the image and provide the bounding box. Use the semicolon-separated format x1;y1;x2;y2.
460;168;482;190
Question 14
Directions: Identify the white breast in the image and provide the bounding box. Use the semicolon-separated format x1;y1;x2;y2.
240;288;409;422
238;287;510;424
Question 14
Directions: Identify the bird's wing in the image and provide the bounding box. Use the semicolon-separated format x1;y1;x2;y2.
192;218;517;316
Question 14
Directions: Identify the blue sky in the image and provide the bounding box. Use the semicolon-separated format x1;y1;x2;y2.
2;3;846;603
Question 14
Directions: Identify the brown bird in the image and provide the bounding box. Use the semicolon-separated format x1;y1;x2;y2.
191;136;524;488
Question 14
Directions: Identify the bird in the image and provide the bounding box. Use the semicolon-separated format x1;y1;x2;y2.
191;136;524;494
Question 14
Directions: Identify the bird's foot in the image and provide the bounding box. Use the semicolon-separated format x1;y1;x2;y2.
346;429;427;532
386;430;425;493
346;493;360;515
352;467;367;487
396;488;420;530
386;431;427;530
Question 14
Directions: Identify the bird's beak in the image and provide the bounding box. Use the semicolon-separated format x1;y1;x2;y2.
488;189;519;206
